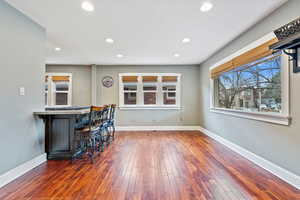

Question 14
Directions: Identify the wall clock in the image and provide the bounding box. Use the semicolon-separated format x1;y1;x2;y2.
102;76;114;88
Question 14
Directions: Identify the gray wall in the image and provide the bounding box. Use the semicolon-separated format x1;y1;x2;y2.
46;65;92;106
46;64;201;126
0;2;45;175
97;65;201;126
199;0;300;176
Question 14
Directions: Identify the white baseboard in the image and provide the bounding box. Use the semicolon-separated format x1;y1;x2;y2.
198;126;300;190
0;153;47;188
116;126;201;131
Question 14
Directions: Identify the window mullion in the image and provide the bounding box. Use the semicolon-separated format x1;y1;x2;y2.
119;75;124;107
45;76;50;106
137;76;143;106
68;76;72;106
157;76;163;106
176;75;181;107
50;77;55;106
214;79;219;107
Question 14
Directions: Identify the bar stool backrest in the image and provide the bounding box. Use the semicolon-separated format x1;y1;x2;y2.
109;104;116;121
75;113;89;130
101;105;110;124
89;106;103;130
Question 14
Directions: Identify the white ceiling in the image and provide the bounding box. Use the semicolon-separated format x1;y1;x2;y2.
6;0;287;65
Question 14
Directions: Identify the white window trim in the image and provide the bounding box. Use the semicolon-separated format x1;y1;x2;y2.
209;32;291;126
119;73;181;109
45;73;72;108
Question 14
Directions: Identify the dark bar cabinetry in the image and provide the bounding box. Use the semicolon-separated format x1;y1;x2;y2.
34;107;90;160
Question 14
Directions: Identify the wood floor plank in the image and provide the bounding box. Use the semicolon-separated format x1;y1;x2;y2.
0;131;299;200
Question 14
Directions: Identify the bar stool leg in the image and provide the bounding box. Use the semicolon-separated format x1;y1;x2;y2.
112;124;115;141
86;138;95;164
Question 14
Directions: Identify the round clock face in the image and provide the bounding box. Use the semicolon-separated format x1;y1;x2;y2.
102;76;114;88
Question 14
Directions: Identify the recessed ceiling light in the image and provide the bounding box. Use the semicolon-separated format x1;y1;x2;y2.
116;54;124;58
200;1;213;12
105;38;114;44
81;1;95;12
173;53;180;57
182;38;191;43
55;47;61;51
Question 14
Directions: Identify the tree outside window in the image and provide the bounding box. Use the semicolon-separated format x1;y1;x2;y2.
215;53;281;113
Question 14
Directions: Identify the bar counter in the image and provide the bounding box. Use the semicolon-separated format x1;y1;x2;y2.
34;106;90;160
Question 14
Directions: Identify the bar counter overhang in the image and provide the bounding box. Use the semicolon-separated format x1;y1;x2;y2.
34;106;90;160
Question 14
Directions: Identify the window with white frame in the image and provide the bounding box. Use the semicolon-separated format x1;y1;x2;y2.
210;35;290;125
119;73;181;109
45;73;72;107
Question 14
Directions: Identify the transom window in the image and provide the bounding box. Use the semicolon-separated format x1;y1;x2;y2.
119;73;181;109
45;73;72;107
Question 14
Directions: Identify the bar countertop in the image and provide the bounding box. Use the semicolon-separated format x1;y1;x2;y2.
33;106;90;115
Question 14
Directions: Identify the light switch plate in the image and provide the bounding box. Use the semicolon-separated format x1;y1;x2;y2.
19;87;25;96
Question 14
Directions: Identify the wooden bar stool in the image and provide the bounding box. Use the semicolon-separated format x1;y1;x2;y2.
100;105;110;147
107;104;116;141
73;106;103;163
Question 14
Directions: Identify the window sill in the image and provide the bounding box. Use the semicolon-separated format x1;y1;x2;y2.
210;107;290;125
119;106;182;110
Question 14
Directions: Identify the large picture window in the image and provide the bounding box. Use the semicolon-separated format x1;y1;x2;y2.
215;53;281;113
45;73;72;107
119;73;181;109
210;35;290;125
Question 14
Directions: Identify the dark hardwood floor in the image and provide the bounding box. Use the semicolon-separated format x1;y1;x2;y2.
0;131;299;200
